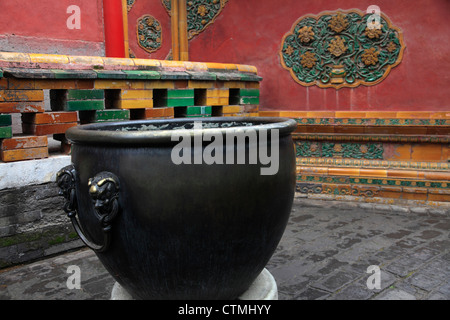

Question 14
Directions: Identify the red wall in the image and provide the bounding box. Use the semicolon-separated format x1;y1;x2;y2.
0;0;448;112
127;0;172;60
188;0;450;112
0;0;104;55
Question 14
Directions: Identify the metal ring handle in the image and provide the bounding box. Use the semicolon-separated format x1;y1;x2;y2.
56;165;120;253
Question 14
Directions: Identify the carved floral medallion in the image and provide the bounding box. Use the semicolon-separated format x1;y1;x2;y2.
136;14;163;53
280;9;405;89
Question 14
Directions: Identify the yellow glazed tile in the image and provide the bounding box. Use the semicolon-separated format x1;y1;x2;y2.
160;60;186;70
206;97;228;106
223;81;246;89
224;64;238;71
68;55;104;66
222;106;244;114
307;111;335;118
188;80;214;89
396;111;431;118
0;89;44;102
237;64;257;74
94;80;131;89
429;112;450;119
335;111;367;118
34;80;78;89
365;111;398;118
207;89;229;98
185;62;208;72
258;111;281;117
245;82;260;89
144;81;175;89
129;81;145;89
0;52;31;63
115;99;153;109
279;111;308;118
205;62;228;70
120;89;153;100
29;53;69;64
132;58;161;68
102;57;135;67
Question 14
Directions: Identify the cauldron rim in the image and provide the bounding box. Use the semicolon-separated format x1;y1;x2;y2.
66;116;297;145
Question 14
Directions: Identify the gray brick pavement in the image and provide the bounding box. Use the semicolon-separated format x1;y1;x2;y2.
0;197;449;300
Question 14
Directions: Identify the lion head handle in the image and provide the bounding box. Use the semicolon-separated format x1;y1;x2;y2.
88;172;120;230
56;165;77;215
56;167;121;252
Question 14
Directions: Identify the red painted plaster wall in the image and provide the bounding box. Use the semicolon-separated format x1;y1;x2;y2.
0;0;104;56
126;1;172;60
188;0;450;112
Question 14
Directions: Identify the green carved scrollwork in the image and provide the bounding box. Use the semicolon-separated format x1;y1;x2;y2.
186;0;228;39
162;0;171;13
296;141;384;159
321;143;383;159
296;141;322;157
280;9;405;89
161;0;228;39
127;0;136;11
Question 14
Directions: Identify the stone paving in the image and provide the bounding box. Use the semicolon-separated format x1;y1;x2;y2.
0;196;449;300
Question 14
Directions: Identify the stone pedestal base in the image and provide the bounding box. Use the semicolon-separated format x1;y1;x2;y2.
111;268;278;300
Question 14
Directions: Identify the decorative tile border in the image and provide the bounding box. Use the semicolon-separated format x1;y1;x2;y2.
296;157;450;171
296;141;383;159
259;110;450;201
297;174;450;190
0;52;260;79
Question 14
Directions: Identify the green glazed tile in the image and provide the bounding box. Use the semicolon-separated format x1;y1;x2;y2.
0;126;12;138
167;89;194;98
123;70;161;80
239;97;259;105
166;97;195;107
52;69;97;79
0;114;12;126
94;70;128;79
160;71;190;80
66;100;105;111
3;68;55;79
67;89;105;100
240;89;260;97
95;110;130;122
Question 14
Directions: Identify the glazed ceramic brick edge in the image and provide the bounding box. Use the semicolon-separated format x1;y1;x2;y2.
0;52;258;75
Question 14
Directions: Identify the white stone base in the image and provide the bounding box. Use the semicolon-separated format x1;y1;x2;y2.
0;155;71;189
111;268;278;300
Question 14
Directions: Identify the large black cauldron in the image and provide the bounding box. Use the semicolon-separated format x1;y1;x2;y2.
57;117;297;299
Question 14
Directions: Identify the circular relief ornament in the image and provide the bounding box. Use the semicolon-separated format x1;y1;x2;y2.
136;15;162;53
280;9;405;89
